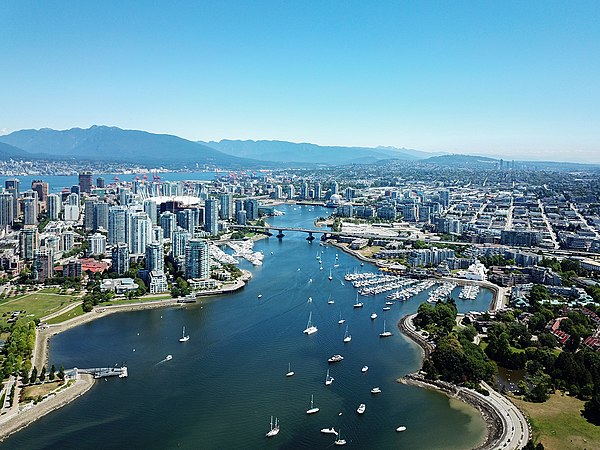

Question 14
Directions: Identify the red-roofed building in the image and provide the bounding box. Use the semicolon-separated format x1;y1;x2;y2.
547;317;571;345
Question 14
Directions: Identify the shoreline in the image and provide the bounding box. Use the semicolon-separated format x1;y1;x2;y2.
0;374;95;442
397;314;529;450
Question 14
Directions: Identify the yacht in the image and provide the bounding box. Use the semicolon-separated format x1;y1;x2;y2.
265;416;280;437
328;296;335;304
328;354;344;363
370;312;378;320
396;426;407;432
334;429;347;446
353;293;364;308
328;269;333;281
321;427;338;435
179;326;189;342
379;320;393;337
304;312;318;335
338;312;346;325
343;326;352;343
361;365;369;373
325;369;334;386
306;395;320;414
357;403;366;414
371;387;382;394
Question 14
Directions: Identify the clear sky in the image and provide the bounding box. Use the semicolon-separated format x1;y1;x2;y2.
1;1;600;162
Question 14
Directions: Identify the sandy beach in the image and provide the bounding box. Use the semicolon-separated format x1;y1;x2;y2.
0;374;95;442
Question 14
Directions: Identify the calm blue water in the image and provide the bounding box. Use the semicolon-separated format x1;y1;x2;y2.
0;171;218;193
5;205;491;449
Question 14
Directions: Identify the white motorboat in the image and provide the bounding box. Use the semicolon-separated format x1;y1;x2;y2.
321;427;338;435
258;293;262;299
370;312;378;320
343;325;352;343
179;326;189;342
396;426;407;432
361;365;369;373
306;394;320;414
165;354;173;361
371;387;381;394
382;306;391;311
357;403;366;414
304;312;318;335
265;416;280;437
328;354;344;363
286;362;295;377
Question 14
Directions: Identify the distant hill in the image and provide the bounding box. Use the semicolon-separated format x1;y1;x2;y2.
0;142;31;160
0;126;259;167
423;154;499;166
200;139;430;164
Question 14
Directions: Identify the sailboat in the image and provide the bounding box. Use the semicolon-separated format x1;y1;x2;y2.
306;394;320;414
265;416;280;437
325;369;334;386
338;312;346;324
179;326;189;342
334;429;347;446
379;320;393;337
286;363;295;377
353;292;363;308
328;295;335;304
303;312;318;335
328;268;333;281
343;325;352;343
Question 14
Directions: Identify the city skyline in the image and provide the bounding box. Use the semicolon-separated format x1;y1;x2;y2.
2;1;600;163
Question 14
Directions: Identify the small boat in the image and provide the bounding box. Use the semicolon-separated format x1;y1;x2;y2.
320;266;323;271
370;312;378;320
328;296;335;305
382;306;391;311
306;394;320;414
343;325;352;343
371;387;381;394
361;365;369;373
308;297;313;303
335;254;339;260
357;403;366;414
360;262;364;266
179;326;189;342
396;426;407;432
304;312;318;335
380;320;393;337
328;269;333;281
385;301;394;306
334;429;346;446
265;416;280;437
328;354;344;363
258;294;263;299
353;293;363;308
338;312;346;325
325;369;334;386
286;363;295;377
321;427;338;435
165;354;173;361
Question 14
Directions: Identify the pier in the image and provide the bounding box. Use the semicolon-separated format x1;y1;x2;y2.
78;366;128;379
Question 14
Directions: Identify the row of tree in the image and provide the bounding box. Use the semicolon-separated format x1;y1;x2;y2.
0;318;35;379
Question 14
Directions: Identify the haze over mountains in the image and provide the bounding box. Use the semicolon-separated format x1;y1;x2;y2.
0;126;597;169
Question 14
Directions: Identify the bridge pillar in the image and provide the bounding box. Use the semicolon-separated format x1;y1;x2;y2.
276;230;285;239
306;232;315;242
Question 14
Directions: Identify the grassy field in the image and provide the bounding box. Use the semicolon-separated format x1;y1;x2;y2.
0;288;80;326
512;392;600;450
357;245;381;258
21;381;61;402
102;294;172;306
45;304;85;325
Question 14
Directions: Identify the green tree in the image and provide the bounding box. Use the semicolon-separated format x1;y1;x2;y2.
49;364;56;381
58;366;65;381
39;365;46;382
30;366;38;383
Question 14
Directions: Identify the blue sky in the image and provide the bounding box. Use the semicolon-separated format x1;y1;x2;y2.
1;1;599;162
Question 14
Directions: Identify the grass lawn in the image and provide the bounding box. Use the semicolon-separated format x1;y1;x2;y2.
512;392;600;450
357;246;381;258
0;289;80;326
21;381;62;402
102;294;172;306
45;305;85;325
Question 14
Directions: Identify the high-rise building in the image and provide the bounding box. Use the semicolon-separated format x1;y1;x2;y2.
70;185;80;196
185;238;210;280
33;247;54;282
19;226;39;260
172;230;190;260
204;199;219;236
144;199;158;226
159;211;177;241
273;186;283;199
129;212;151;254
313;182;322;200
151;226;164;244
63;204;79;222
5;178;20;218
43;235;60;254
177;208;199;234
20;196;38;225
219;193;233;220
87;233;107;255
31;180;49;202
94;202;109;231
330;181;339;195
64;260;82;278
61;230;75;252
84;197;97;231
112;242;130;275
285;184;295;199
0;191;14;228
46;193;61;220
236;209;247;225
79;171;93;194
67;192;79;206
234;199;244;216
243;199;259;221
96;177;106;188
145;242;164;273
108;206;127;245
